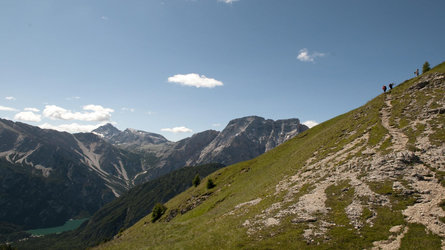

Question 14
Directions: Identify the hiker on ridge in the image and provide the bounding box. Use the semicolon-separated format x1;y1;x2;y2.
382;85;387;93
389;83;394;90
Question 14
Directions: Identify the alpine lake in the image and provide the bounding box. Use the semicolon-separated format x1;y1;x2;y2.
27;218;88;236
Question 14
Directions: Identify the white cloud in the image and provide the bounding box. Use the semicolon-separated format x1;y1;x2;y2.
5;96;16;101
43;104;114;122
168;73;223;88
161;126;193;133
0;106;18;112
303;120;318;128
14;111;41;122
121;107;135;112
24;107;40;112
212;123;221;127
101;16;109;20
218;0;239;3
39;123;103;133
297;48;325;62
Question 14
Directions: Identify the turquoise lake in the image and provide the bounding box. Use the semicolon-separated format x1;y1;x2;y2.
27;218;89;236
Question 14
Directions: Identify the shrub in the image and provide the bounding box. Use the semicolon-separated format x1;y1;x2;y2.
151;203;167;222
206;179;216;189
192;174;200;187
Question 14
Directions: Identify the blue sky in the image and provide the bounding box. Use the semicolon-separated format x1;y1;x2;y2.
1;0;444;141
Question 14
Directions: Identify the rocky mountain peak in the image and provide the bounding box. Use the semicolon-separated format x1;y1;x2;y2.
193;115;308;165
93;125;169;146
121;128;169;145
92;123;121;138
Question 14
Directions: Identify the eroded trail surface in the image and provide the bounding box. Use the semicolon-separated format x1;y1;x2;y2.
380;94;409;150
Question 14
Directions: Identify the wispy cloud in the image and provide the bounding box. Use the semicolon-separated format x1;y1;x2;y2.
39;123;103;133
161;126;193;133
303;120;318;128
66;96;81;101
168;73;223;88
0;106;18;112
121;107;135;112
218;0;239;4
212;123;221;127
5;96;16;101
100;16;109;21
297;48;325;63
14;111;41;122
43;105;114;122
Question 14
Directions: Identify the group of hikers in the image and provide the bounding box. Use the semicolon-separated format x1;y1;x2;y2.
382;83;394;93
382;68;419;93
381;64;428;93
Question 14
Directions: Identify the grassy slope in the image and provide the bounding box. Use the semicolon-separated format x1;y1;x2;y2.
98;63;445;249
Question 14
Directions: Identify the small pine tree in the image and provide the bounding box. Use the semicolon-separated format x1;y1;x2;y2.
206;178;216;189
422;61;431;74
192;174;201;187
151;203;167;222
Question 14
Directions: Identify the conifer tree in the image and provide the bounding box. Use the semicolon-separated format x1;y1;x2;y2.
192;174;201;187
422;61;431;74
151;203;167;222
206;178;216;189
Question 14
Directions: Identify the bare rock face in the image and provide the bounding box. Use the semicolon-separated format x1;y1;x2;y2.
156;130;220;172
193;116;308;166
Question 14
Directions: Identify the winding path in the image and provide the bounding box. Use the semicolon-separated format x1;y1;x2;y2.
380;94;409;150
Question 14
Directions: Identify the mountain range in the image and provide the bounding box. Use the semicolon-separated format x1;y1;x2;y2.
0;115;307;238
93;116;308;182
